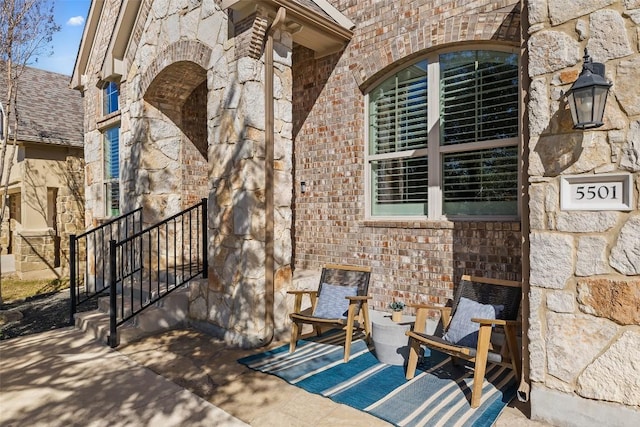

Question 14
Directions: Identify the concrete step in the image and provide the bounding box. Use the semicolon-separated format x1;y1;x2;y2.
74;310;144;346
75;282;191;347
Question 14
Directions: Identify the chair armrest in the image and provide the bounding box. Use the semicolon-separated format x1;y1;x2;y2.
471;318;521;327
345;296;372;301
287;290;317;296
406;302;441;310
408;304;452;331
288;290;318;314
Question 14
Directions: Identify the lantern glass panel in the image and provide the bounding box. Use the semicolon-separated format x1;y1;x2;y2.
574;86;594;125
592;86;609;124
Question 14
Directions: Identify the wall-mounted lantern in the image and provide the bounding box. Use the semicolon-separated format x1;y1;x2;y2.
565;49;612;130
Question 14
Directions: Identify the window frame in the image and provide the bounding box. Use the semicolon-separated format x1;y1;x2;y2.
102;124;120;217
102;81;120;116
364;44;521;221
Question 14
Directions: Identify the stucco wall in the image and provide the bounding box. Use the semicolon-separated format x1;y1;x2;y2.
0;144;84;278
526;1;640;425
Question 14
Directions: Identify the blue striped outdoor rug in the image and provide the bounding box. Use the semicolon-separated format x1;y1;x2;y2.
238;330;517;427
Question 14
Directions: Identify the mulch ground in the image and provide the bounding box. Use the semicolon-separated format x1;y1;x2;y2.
0;289;97;340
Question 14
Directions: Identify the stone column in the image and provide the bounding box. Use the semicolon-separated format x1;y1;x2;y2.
526;1;640;425
189;15;293;346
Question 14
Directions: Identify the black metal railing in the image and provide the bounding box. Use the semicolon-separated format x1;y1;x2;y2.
107;199;207;347
70;208;143;324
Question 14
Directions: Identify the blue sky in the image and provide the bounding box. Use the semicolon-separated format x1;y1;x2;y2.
34;0;91;76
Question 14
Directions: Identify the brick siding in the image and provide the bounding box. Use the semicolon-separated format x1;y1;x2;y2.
292;0;522;311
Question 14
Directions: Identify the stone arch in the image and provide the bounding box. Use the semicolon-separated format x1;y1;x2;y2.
140;40;212;95
144;60;208;159
138;42;212;211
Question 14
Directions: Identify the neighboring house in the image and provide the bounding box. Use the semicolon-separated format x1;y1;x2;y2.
72;1;639;426
0;65;84;279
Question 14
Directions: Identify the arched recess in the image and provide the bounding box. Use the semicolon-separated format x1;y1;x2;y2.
140;59;209;211
144;60;208;160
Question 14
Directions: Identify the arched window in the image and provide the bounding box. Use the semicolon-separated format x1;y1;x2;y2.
366;48;519;219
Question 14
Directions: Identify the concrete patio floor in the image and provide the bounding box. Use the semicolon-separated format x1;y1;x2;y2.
118;327;552;427
0;327;246;427
1;325;553;427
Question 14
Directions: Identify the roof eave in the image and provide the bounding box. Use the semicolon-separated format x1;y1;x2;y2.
71;0;105;91
223;0;353;57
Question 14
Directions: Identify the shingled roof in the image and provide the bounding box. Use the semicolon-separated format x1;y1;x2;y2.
1;65;83;147
293;0;335;23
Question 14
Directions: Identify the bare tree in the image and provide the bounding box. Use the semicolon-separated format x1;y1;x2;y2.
0;0;59;303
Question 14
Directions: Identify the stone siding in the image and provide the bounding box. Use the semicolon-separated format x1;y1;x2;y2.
292;0;523;312
526;0;640;424
81;0;294;344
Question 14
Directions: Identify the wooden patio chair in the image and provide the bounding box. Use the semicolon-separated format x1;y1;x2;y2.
405;275;522;408
288;264;372;362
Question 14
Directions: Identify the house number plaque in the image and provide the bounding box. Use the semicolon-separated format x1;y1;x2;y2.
560;173;633;211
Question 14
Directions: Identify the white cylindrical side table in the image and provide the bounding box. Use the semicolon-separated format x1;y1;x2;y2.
371;315;414;366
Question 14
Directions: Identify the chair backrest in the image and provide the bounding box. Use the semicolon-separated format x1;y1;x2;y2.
317;264;371;300
451;275;522;321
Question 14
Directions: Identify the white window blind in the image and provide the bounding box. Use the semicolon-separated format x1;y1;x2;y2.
104;126;120;216
440;51;518;145
442;146;518;215
369;61;428;215
367;49;519;219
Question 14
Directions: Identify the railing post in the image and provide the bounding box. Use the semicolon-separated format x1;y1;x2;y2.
201;198;208;279
69;234;77;325
108;239;118;348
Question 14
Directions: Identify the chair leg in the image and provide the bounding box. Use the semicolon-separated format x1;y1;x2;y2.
361;302;371;343
344;303;358;362
504;324;522;379
290;321;301;353
471;324;492;408
344;328;353;363
405;337;421;379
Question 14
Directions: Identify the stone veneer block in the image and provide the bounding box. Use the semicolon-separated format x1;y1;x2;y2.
575;235;609;276
529;184;546;230
528;31;581;77
547;291;576;313
620;120;640;172
556;211;619;233
577;277;640;325
527;0;548;26
616;58;640;118
548;0;614;25
565;132;611;174
530;232;573;289
546;312;617;383
626;0;640;9
528;78;550;137
530;133;584;176
610;214;640;275
586;10;633;63
577;331;640;406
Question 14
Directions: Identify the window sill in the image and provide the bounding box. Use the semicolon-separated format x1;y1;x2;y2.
362;216;520;229
97;111;121;130
362;219;455;229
